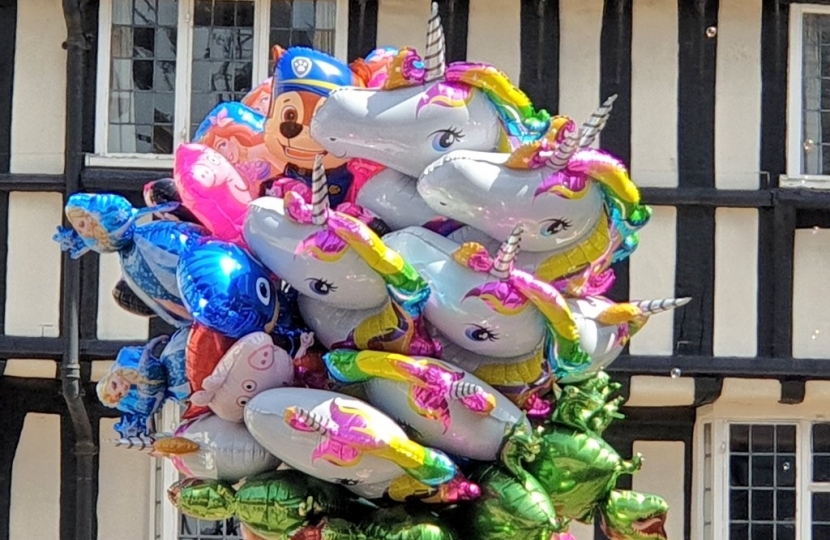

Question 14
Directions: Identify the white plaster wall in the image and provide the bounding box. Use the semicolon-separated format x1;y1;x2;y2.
10;0;66;173
466;0;521;83
97;253;150;340
713;209;758;357
376;0;432;52
627;375;695;407
2;359;57;378
558;0;602;125
715;0;762;190
632;441;685;540
10;413;61;540
629;207;677;355
4;192;63;336
97;418;153;540
630;0;678;187
792;228;830;359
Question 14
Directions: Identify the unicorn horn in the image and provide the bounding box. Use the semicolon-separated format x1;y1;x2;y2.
547;125;580;172
490;225;523;279
424;2;446;83
632;297;692;316
310;154;329;226
579;94;618;149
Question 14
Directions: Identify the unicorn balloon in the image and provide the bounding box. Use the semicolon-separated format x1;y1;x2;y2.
383;225;588;414
310;3;550;229
419;101;652;294
244;156;439;357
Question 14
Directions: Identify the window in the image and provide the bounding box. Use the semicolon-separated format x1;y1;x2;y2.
787;5;830;184
93;0;345;168
698;419;830;540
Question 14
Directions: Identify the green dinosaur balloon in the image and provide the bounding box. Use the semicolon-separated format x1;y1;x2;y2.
551;372;625;435
169;472;456;540
525;424;642;522
598;490;669;540
168;471;364;538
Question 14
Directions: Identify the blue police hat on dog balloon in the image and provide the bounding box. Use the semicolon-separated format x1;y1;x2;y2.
274;47;356;98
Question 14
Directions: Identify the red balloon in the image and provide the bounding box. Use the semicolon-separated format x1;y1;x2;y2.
183;324;235;419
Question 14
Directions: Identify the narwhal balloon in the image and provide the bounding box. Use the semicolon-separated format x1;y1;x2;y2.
383;225;588;415
310;3;551;230
243;155;439;357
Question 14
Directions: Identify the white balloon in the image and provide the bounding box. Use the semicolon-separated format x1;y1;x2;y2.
383;227;546;359
418;150;605;252
244;197;388;309
357;355;531;461
310;85;502;179
354;168;444;231
244;387;448;499
165;414;280;482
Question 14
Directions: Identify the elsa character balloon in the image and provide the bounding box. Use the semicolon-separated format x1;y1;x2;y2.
383;225;588;416
97;336;181;439
244;156;439;358
310;4;551;230
53;193;208;327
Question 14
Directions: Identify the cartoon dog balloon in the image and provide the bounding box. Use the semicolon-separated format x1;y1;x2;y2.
244;156;439;357
264;47;365;208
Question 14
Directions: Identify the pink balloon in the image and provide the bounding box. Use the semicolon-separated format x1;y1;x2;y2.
174;143;255;245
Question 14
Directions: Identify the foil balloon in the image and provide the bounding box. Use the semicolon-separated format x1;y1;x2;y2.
111;278;157;317
598;490;669;540
174;143;258;245
553;296;690;384
244;158;439;357
143;177;202;225
525;374;643;523
324;349;529;461
243;387;479;503
169;471;365;538
192;102;280;185
383;226;588;413
53;192;208;327
158;326;191;401
262;47;366;208
190;331;313;422
311;6;549;180
96;336;179;438
241;76;274;115
152;414;281;481
184;323;236;419
176;238;281;339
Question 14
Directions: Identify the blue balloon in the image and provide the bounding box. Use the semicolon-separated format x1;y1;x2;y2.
275;47;356;98
177;239;281;339
54;193;209;327
159;326;190;401
192;101;266;144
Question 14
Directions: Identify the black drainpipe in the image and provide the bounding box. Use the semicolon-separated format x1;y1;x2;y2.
61;2;95;540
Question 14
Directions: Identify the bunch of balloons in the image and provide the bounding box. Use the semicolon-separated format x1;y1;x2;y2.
54;4;685;539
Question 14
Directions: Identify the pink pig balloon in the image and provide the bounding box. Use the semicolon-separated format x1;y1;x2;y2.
174;143;256;245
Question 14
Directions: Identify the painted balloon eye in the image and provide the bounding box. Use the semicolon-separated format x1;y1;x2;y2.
306;278;338;295
430;128;464;152
282;106;298;123
236;396;250;407
242;379;257;392
540;218;572;237
256;277;271;305
465;324;499;342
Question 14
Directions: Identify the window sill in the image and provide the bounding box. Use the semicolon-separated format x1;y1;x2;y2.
85;154;175;170
779;175;830;190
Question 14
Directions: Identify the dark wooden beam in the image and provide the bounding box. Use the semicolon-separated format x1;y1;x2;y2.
347;0;379;62
693;376;724;406
435;0;470;63
674;0;719;357
779;379;806;404
519;0;559;113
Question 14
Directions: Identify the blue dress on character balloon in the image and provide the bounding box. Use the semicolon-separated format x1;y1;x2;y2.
53;193;209;328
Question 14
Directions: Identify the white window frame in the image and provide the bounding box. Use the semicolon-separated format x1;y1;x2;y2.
784;4;830;189
693;405;830;540
90;0;349;170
